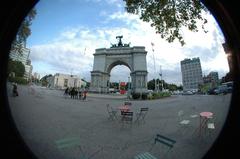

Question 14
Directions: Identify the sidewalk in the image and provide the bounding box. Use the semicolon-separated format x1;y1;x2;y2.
87;93;128;99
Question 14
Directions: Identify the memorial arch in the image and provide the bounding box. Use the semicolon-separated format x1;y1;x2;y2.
90;36;148;93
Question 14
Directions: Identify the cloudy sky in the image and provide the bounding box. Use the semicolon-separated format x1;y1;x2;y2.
27;0;229;85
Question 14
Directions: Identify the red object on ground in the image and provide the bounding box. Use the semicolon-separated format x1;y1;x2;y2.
120;82;126;94
120;90;126;94
118;105;130;112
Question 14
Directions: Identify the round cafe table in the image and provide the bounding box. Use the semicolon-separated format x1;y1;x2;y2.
118;105;130;112
199;112;213;136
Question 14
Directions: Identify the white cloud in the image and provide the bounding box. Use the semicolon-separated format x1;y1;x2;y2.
30;9;228;84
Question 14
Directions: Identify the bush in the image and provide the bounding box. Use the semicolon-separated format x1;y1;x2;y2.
8;76;28;85
131;92;140;99
141;93;148;100
131;92;171;100
147;92;153;100
151;92;171;99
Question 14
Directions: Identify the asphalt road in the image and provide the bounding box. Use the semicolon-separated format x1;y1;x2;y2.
7;84;231;159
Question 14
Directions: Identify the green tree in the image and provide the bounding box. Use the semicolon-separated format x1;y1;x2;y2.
124;0;208;46
8;59;25;77
40;74;52;87
110;82;119;89
86;82;91;88
148;79;181;91
11;8;37;55
165;83;178;91
177;85;183;90
147;79;155;90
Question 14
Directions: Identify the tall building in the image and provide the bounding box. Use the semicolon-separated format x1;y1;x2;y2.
180;57;203;91
9;47;33;81
203;71;219;88
9;47;30;65
208;71;219;84
24;59;33;80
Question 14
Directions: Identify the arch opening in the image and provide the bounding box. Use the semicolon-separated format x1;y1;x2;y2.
107;60;132;74
109;65;131;94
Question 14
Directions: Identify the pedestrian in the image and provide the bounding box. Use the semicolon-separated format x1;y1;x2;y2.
70;87;75;99
78;89;82;100
64;87;69;98
12;83;19;97
82;89;87;100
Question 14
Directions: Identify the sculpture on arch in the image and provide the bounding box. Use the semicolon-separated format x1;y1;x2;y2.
111;35;131;48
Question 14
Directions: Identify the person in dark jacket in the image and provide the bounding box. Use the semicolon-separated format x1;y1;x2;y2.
12;83;19;97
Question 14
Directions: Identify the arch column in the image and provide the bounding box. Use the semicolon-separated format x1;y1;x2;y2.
131;70;148;93
90;71;110;93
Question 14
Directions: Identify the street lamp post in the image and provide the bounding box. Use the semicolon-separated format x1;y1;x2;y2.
139;79;143;100
128;76;130;99
160;65;164;91
118;80;120;92
97;79;100;94
151;42;157;92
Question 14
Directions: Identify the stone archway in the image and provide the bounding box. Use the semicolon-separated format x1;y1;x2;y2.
90;37;148;93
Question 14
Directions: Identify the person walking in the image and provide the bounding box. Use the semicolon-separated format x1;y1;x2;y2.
82;89;87;101
78;89;82;100
64;87;69;98
70;87;75;99
12;83;19;97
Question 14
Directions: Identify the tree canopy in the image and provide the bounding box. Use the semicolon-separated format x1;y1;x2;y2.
8;59;25;77
40;74;53;86
124;0;208;46
11;8;37;54
147;78;182;91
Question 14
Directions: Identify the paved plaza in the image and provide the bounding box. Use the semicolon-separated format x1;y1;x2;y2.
7;84;231;159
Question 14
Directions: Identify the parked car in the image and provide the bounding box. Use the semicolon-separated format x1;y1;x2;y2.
207;88;217;95
172;90;182;95
226;86;233;93
214;85;229;95
182;90;194;95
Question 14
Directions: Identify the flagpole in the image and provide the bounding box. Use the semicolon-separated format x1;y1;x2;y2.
151;42;157;92
160;65;163;91
84;47;86;55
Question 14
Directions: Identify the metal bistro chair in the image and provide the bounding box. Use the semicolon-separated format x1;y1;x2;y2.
124;101;132;106
121;111;133;128
56;137;104;159
106;104;118;121
55;137;87;159
177;110;191;135
135;107;149;124
153;134;176;158
134;134;176;159
205;115;216;138
134;152;158;159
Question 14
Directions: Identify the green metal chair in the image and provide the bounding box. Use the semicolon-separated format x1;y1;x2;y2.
55;137;103;159
134;152;158;159
135;107;149;124
55;137;87;159
134;134;176;159
106;104;118;120
124;101;132;106
121;111;134;128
